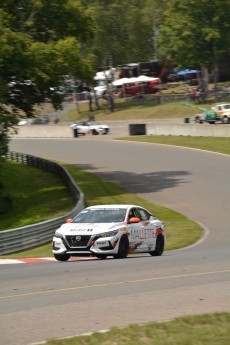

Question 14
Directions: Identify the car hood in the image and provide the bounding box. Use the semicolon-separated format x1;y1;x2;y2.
58;222;123;235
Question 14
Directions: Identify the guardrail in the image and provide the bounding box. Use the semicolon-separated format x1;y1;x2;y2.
0;152;85;255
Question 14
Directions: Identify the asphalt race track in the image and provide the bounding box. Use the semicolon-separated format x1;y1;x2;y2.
0;136;230;345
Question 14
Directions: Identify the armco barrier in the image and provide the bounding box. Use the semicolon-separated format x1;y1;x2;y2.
0;152;85;255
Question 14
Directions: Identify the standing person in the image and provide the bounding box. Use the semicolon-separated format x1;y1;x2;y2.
156;89;162;104
191;88;197;102
196;88;201;103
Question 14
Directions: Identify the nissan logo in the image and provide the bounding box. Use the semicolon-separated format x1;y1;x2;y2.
75;235;81;241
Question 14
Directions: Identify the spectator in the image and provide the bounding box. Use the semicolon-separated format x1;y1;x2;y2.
190;88;197;102
54;115;60;124
156;89;162;104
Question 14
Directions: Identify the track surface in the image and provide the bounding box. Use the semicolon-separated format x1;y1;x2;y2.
0;136;229;345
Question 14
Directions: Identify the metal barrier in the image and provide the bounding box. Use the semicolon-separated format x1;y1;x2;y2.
0;152;85;255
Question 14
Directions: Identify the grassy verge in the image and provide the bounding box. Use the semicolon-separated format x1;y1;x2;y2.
41;313;230;345
118;136;230;155
59;100;206;122
0;160;74;230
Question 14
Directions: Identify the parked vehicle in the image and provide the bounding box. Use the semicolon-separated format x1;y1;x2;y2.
52;204;165;261
194;109;221;124
182;103;229;124
211;103;230;123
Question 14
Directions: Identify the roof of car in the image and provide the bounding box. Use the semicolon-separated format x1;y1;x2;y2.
86;204;139;209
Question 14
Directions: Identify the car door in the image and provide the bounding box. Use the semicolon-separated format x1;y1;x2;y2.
127;207;155;253
136;207;157;252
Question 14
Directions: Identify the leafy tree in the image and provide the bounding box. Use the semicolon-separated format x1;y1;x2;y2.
0;0;95;156
157;0;230;88
85;0;156;69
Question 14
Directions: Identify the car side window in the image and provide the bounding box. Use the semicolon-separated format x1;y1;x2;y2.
128;208;138;220
137;208;151;221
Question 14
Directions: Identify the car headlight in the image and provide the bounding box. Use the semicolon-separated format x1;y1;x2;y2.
54;230;62;238
97;229;119;238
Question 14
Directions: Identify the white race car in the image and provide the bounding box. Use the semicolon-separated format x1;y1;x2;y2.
70;121;110;135
52;204;165;261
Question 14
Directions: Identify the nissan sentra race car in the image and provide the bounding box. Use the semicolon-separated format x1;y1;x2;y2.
52;204;165;261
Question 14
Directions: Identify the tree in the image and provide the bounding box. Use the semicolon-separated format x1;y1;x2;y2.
85;0;156;69
0;0;95;156
157;0;230;90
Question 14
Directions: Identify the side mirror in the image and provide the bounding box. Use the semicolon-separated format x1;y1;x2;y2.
66;218;73;223
129;217;140;223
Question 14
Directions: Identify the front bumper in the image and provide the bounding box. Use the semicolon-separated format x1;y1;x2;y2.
52;235;119;256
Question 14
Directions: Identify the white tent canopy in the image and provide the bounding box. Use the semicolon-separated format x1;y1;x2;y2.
135;75;159;82
112;77;136;86
112;75;159;86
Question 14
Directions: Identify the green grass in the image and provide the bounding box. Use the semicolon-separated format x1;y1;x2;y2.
60;100;206;123
0;160;74;230
118;136;230;155
40;313;230;345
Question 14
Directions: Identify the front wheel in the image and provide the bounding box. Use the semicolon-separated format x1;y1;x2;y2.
114;235;129;259
54;253;70;261
149;235;165;256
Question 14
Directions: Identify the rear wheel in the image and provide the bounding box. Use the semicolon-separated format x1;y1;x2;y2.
114;235;129;259
149;235;164;256
222;116;230;124
54;253;70;261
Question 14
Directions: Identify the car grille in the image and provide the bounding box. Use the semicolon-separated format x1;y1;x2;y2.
65;235;92;248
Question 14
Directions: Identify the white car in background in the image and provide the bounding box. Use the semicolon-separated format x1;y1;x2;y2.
52;204;165;261
70;121;110;135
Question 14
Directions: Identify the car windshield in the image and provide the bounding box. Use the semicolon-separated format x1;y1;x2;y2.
72;208;127;223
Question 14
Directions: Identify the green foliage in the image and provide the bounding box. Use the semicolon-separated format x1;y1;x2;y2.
0;0;95;156
158;0;230;69
87;0;156;67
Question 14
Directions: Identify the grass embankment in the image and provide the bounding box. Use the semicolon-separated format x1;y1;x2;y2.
60;99;206;123
118;136;230;155
0;160;74;230
43;313;230;345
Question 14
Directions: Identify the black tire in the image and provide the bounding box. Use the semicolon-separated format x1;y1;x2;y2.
222;116;229;124
114;235;129;259
149;235;164;256
54;253;70;261
95;254;107;260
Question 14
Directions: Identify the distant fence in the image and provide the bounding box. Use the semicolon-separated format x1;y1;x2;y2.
0;152;85;255
122;91;230;107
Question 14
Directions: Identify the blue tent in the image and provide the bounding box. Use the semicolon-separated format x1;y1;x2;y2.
176;69;199;76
